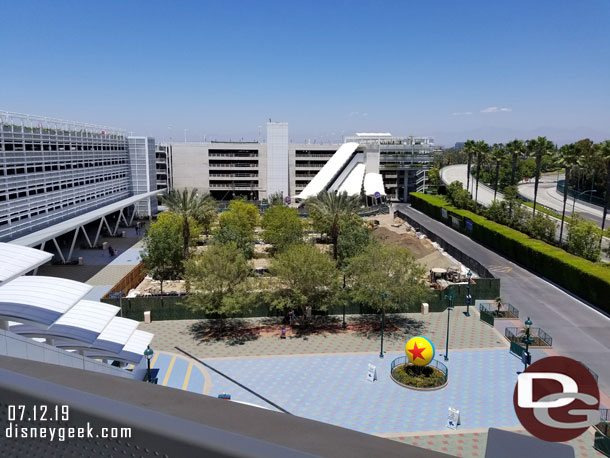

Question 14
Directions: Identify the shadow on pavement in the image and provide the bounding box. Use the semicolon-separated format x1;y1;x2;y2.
188;319;261;346
350;314;426;340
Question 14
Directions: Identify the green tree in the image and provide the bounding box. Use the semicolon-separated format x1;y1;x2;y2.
213;199;260;258
336;216;372;269
597;140;610;237
506;139;526;186
346;242;429;319
427;166;440;186
219;199;259;233
306;191;361;260
213;224;255;259
555;143;579;244
490;143;506;201
473;141;489;204
268;243;340;318
446;181;475;211
526;137;555;216
261;205;303;253
527;212;556;244
566;214;602;262
267;191;285;207
140;212;186;295
184;242;254;316
160;188;213;260
463;139;476;194
194;198;218;238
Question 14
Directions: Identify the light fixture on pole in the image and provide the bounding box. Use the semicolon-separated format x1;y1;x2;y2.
379;292;388;358
443;287;455;361
465;270;472;317
522;317;533;371
144;345;154;383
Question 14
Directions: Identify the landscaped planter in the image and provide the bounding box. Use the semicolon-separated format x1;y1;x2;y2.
390;356;448;391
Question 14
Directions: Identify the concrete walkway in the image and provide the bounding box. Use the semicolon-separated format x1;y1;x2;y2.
36;224;146;301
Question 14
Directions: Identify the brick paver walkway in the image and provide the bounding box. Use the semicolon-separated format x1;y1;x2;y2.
139;306;507;359
390;428;604;458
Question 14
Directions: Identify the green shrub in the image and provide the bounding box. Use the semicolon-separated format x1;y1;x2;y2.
410;193;610;312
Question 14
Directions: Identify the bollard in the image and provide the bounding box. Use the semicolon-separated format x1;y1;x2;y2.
421;302;429;315
144;311;151;324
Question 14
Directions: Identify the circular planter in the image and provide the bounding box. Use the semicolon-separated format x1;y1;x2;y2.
390;356;448;391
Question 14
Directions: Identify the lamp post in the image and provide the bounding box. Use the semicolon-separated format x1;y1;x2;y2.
342;270;347;329
443;287;455;361
522;317;533;371
465;270;472;317
380;292;388;358
572;190;596;215
144;345;154;383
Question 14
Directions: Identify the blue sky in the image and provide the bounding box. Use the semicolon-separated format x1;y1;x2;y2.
1;0;609;146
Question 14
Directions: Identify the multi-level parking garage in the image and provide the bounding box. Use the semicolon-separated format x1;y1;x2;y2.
0;112;132;242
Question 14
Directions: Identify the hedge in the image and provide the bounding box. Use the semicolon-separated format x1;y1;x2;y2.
409;192;610;313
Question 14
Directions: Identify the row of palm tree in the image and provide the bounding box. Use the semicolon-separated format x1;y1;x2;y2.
461;138;610;245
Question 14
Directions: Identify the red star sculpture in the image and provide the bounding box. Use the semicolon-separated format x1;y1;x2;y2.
408;342;426;361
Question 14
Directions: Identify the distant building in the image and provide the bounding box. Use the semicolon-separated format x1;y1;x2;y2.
454;142;465;150
165;124;435;202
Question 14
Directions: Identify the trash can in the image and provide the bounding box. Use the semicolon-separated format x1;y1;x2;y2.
78;257;83;265
102;241;109;251
421;303;429;315
121;231;126;238
144;311;151;324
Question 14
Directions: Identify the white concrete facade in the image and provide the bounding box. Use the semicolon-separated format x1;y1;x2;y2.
266;122;289;198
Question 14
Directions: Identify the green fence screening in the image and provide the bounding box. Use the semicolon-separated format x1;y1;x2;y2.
480;309;494;327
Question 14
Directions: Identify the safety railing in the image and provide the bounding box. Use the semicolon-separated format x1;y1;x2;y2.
390;356;448;389
505;327;552;347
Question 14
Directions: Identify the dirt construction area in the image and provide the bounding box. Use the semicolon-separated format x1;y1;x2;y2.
365;214;460;270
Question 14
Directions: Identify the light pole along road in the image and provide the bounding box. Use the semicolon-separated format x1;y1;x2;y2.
395;203;610;400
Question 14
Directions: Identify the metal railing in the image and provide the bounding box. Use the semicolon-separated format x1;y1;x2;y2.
390;356;448;388
557;180;606;208
479;302;519;319
505;327;553;347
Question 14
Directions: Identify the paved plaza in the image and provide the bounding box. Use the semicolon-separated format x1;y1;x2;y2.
140;307;606;457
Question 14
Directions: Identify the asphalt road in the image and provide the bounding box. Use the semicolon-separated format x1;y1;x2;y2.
440;164;610;258
395;203;610;398
519;179;608;227
441;163;609;228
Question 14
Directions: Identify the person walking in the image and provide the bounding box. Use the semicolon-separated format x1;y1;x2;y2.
108;245;114;257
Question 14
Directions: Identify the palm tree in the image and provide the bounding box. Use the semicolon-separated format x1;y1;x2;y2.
160;188;214;260
598;140;610;238
463;140;476;195
506;139;525;186
305;190;361;260
490;143;506;201
555;144;578;245
526;137;555;216
474;140;489;205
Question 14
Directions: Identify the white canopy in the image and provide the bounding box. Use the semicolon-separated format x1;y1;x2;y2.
0;243;53;284
364;173;386;196
337;163;366;196
0;276;91;326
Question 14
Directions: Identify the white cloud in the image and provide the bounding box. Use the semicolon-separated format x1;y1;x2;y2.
481;107;512;113
452;111;473;116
